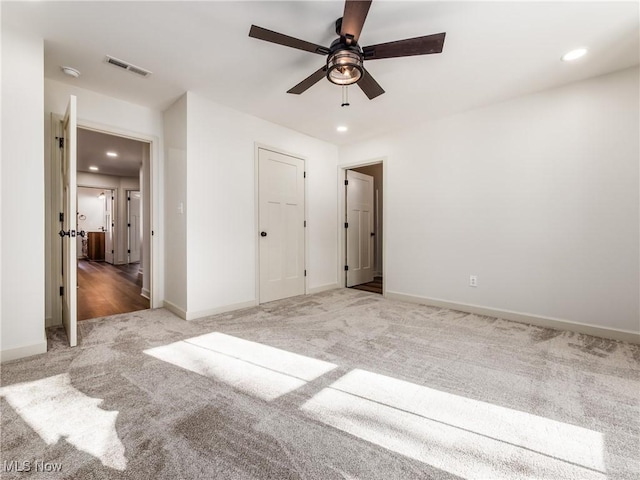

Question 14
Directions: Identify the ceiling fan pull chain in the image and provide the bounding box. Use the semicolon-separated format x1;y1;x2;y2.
341;86;350;107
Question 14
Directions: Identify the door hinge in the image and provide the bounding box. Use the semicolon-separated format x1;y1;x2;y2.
59;212;64;222
128;197;131;201
344;265;349;271
304;220;306;227
111;250;114;254
59;286;64;296
127;223;131;227
344;222;349;228
304;270;307;277
58;137;64;149
344;180;349;186
152;231;155;236
304;171;306;178
128;249;131;254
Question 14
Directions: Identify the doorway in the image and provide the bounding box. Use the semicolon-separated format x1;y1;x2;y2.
51;96;158;346
343;162;384;295
74;128;151;321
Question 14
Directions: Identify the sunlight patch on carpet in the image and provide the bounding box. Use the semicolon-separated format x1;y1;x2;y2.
301;369;605;480
0;374;127;471
144;332;337;400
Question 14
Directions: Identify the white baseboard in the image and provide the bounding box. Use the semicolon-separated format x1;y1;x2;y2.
385;291;640;344
163;299;187;320
185;300;257;321
141;288;150;300
1;337;48;363
307;283;339;295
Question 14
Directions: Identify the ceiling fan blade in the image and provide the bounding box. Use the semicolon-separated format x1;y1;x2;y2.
249;25;330;55
340;0;372;44
357;68;385;100
287;66;328;95
363;32;446;60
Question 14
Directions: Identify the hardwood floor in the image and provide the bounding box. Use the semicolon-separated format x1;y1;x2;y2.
77;259;149;321
350;276;383;295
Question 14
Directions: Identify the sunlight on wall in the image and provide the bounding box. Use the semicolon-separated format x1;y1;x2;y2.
301;369;605;480
0;374;127;471
144;332;337;400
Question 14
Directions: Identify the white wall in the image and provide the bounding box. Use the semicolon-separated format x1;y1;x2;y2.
44;79;164;325
182;92;338;317
163;94;188;312
1;27;46;360
339;67;639;335
77;187;107;257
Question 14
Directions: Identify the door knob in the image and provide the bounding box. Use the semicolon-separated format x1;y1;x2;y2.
371;232;375;236
261;231;267;237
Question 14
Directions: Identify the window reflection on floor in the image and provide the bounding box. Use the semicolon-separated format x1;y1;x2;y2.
144;332;337;401
301;369;605;480
0;374;127;470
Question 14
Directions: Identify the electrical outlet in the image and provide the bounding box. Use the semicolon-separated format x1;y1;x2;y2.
469;275;478;287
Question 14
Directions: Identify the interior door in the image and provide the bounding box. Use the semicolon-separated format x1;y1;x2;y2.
346;169;374;287
128;191;141;263
258;148;305;303
104;190;114;264
61;95;78;347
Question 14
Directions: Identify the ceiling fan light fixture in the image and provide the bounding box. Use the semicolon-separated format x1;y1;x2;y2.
327;49;363;85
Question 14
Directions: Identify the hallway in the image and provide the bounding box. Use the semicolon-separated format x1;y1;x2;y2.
77;259;149;320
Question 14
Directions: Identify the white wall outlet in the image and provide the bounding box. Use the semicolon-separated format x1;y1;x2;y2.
469;275;478;287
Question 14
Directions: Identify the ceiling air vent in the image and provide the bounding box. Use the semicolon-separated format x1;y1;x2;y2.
105;55;152;78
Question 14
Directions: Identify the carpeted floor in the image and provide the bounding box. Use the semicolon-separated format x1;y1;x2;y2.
1;289;638;479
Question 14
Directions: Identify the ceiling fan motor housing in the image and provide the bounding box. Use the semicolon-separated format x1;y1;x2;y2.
326;39;364;85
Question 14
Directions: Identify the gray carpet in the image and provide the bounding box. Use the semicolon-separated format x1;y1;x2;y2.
1;289;638;479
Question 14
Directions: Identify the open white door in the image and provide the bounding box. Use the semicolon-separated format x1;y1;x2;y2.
346;170;374;287
258;148;305;303
128;191;141;263
105;190;114;264
61;95;78;346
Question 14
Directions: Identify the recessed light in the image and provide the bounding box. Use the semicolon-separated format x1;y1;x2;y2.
89;166;99;171
61;66;81;78
106;151;118;157
337;126;348;132
562;48;587;62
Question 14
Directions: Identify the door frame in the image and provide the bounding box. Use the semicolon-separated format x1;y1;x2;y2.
126;189;142;265
254;143;308;304
338;157;387;295
50;116;160;327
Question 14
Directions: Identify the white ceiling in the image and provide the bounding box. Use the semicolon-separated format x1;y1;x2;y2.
5;1;639;146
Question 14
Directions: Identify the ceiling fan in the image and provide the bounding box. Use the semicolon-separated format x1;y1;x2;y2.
248;0;446;100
